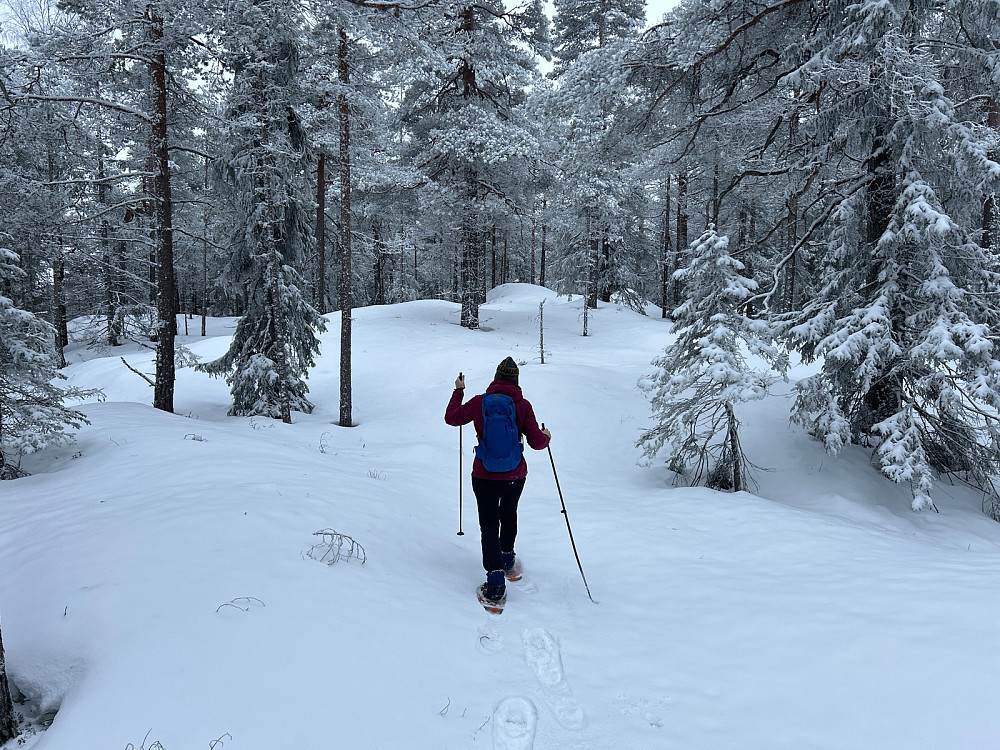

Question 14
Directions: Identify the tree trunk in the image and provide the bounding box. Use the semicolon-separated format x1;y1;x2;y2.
726;402;743;493
661;175;672;319
674;171;688;308
46;119;68;364
149;3;177;414
711;160;720;226
51;247;67;367
338;27;354;427
489;223;497;289
784;191;798;312
459;165;480;329
539;200;547;288
265;249;293;424
0;623;16;745
373;223;386;305
585;207;598;310
984;97;999;252
98;148;119;346
530;205;537;285
599;230;610;303
587;237;599;309
316;151;327;312
861;120;900;427
502;233;508;286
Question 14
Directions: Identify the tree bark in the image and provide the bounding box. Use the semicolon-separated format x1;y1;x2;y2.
98;146;119;346
674;170;688;307
316;151;327;312
983;97;999;252
502;233;508;286
338;27;354;427
265;248;293;424
51;246;68;367
459;165;480;328
490;223;497;289
539;200;547;288
0;623;17;744
149;3;177;414
599;230;610;303
373;222;386;305
726;402;743;493
661;175;672;319
530;204;537;285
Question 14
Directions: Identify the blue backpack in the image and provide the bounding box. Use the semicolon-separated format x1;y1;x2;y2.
475;394;524;472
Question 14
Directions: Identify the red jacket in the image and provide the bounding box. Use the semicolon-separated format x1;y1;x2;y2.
445;380;550;480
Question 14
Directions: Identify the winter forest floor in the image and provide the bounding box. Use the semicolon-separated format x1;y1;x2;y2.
3;284;1000;749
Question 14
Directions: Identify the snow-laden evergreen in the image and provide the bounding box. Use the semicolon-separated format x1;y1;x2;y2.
400;0;549;328
535;39;650;313
550;0;645;75
629;0;1000;515
197;1;326;422
784;1;1000;513
638;227;785;489
0;248;92;479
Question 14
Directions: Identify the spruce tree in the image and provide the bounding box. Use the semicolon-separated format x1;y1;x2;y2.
0;247;92;478
638;227;786;490
198;0;325;423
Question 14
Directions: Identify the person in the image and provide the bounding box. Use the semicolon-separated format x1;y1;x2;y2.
445;357;551;608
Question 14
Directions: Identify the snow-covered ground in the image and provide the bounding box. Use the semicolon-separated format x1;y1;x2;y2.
3;284;1000;749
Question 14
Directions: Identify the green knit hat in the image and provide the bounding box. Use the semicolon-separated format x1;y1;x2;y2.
495;356;519;385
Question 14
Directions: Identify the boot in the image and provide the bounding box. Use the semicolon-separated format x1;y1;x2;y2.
501;551;522;582
482;569;506;603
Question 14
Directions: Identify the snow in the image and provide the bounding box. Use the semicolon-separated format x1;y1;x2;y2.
4;284;1000;749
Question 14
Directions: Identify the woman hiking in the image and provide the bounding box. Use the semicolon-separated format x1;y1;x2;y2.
445;357;551;612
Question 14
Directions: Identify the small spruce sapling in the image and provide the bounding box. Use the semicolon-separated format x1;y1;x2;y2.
638;227;787;490
0;247;98;478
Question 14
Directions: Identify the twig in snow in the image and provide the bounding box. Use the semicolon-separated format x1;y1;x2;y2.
306;529;367;565
120;357;154;386
208;732;232;749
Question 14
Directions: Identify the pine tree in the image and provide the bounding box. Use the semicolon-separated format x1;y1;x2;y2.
638;227;786;490
551;0;644;76
0;247;92;478
198;0;325;423
402;0;549;328
536;40;648;317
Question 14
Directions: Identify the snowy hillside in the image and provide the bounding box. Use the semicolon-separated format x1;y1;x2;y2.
3;285;1000;749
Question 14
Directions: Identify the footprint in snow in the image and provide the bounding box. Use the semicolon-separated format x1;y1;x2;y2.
521;627;585;730
478;613;504;655
492;696;537;750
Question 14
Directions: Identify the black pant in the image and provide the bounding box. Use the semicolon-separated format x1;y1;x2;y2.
472;477;526;572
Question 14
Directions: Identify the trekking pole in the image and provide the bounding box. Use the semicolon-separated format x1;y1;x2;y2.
457;423;465;536
457;371;465;536
543;424;596;604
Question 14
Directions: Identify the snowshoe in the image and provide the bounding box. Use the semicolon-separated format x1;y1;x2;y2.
503;557;523;582
477;583;507;615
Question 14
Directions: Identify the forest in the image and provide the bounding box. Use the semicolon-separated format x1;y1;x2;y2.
2;0;1000;514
